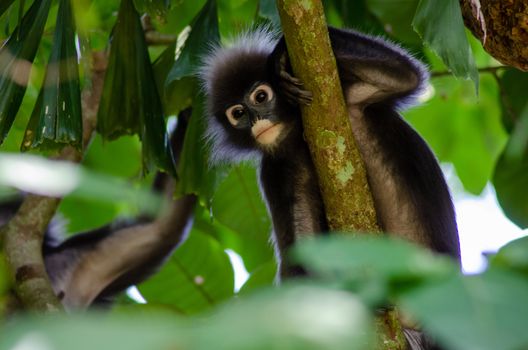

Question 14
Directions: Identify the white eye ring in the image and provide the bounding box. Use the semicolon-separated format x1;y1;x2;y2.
225;104;245;126
250;84;274;105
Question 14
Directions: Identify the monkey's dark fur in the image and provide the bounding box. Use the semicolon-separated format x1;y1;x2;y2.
201;26;460;276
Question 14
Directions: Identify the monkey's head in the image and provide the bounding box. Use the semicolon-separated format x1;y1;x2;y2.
200;29;297;164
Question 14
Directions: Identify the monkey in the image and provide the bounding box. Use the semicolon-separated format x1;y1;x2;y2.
200;26;461;279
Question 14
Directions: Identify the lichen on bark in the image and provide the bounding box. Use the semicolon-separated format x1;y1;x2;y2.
275;1;406;349
275;0;380;234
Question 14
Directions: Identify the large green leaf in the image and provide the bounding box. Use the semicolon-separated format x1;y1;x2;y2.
489;236;528;278
153;43;194;116
413;0;479;90
0;0;51;145
165;0;219;85
211;165;274;272
493;103;528;228
238;259;276;294
97;0;175;175
367;0;421;43
22;0;82;151
498;69;528;132
400;269;528;350
175;93;227;203
292;235;456;306
257;0;280;28
138;229;234;314
0;0;16;17
405;75;507;194
1;285;373;350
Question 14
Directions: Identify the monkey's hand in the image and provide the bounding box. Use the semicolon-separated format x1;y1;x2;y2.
278;52;313;106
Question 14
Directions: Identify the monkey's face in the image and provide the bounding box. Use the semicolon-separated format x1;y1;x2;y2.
218;82;295;153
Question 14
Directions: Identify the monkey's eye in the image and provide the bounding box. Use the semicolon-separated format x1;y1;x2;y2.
226;104;245;126
250;84;274;105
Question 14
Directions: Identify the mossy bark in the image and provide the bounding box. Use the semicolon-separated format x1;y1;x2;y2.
275;0;380;234
275;1;406;349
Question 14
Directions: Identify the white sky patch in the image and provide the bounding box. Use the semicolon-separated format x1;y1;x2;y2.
225;249;249;292
454;184;527;274
127;286;146;304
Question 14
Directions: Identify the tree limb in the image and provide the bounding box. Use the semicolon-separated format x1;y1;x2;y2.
275;1;406;349
275;0;380;233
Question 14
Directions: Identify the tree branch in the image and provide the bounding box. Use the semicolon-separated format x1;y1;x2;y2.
431;65;506;78
275;1;405;348
275;0;380;233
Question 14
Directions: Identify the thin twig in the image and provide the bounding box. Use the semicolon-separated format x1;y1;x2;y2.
431;65;506;78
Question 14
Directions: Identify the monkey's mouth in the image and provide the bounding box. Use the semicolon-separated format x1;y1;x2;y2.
253;121;284;145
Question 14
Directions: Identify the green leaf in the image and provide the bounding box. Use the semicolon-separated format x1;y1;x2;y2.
367;0;421;43
153;43;194;116
400;269;528;350
324;0;384;34
0;0;16;17
175;93;227;203
489;236;528;278
82;135;142;178
0;0;51;144
238;259;276;295
138;229;234;314
498;69;528;132
191;285;374;350
97;0;175;175
413;0;479;90
405;75;507;194
22;0;82;151
212;164;274;272
493;103;528;228
292;235;457;306
165;0;219;85
257;0;280;29
58;196;120;234
1;286;373;350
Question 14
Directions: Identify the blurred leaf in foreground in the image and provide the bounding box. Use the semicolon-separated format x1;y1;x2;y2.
292;235;457;306
401;269;528;350
0;153;161;216
0;285;373;350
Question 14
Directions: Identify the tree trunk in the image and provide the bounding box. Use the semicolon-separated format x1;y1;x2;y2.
275;1;407;349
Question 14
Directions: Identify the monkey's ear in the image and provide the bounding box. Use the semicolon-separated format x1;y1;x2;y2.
268;37;288;81
268;38;313;106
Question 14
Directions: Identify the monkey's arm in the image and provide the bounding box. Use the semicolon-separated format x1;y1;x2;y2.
326;27;427;107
